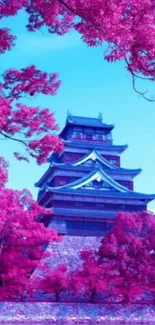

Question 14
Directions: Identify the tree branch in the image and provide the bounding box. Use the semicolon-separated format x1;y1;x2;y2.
58;0;155;101
0;131;29;147
131;73;155;102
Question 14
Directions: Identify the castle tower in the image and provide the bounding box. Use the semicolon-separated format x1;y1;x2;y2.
36;113;155;236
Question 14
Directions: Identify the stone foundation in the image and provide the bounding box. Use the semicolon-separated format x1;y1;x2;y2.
42;235;102;270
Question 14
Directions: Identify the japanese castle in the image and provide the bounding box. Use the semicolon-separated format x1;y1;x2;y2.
36;112;155;236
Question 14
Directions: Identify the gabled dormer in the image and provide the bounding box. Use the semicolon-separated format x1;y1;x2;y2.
47;167;131;193
73;149;116;169
70;168;130;192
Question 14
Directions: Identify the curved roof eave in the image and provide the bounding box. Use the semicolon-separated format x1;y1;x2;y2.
52;162;142;175
46;167;131;193
62;140;128;153
35;164;52;187
46;187;155;201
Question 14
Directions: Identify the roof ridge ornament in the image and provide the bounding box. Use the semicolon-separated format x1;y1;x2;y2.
67;110;73;123
67;110;71;117
98;112;103;121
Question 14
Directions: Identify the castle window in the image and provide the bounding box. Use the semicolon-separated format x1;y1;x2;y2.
110;159;117;165
96;203;105;208
75;132;82;139
67;154;72;161
75;202;84;208
58;180;66;186
86;133;93;140
97;135;103;141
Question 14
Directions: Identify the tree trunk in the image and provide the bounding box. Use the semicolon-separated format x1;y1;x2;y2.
55;291;60;302
121;295;130;304
0;276;3;286
90;290;96;303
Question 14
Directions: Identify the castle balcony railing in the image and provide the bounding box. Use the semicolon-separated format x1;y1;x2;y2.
71;138;113;145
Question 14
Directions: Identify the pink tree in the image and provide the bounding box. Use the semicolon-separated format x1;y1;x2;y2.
71;212;155;304
0;159;62;300
0;65;64;299
0;66;63;164
72;250;108;302
0;0;65;301
0;32;64;300
33;264;69;301
99;211;155;303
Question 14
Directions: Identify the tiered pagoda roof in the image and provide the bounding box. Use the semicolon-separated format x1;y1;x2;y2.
36;113;155;236
36;150;141;188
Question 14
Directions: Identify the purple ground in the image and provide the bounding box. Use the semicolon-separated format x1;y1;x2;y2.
0;302;155;324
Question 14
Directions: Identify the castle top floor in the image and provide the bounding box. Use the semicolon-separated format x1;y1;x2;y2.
60;112;114;144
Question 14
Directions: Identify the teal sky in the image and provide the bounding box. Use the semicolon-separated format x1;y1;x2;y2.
1;10;155;210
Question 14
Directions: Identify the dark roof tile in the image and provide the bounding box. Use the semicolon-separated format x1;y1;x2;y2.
67;115;114;129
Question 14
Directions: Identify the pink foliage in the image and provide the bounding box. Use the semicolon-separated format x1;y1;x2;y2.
2;66;61;98
72;250;108;302
0;66;63;164
67;212;155;303
34;264;69;301
0;0;65;301
0;28;16;54
0;168;61;300
99;211;155;303
0;0;155;79
0;157;9;186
